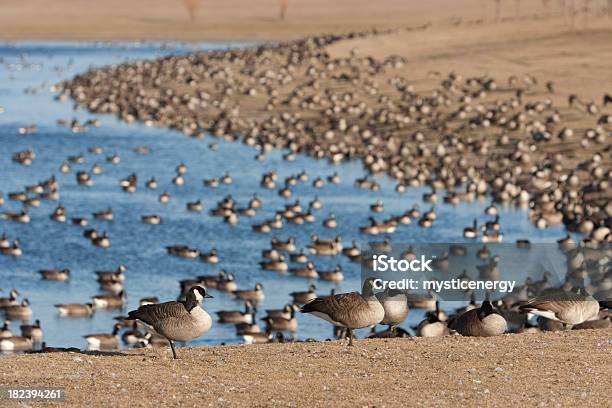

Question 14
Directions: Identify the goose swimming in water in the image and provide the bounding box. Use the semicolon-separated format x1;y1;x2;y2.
84;323;122;351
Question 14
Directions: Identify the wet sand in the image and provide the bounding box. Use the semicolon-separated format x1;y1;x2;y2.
3;329;611;407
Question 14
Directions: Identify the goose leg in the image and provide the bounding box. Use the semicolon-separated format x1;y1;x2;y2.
168;339;178;359
348;329;354;346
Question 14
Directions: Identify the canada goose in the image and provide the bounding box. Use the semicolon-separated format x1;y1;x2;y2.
260;255;288;272
327;172;340;184
478;256;500;280
91;163;103;175
99;277;124;294
221;172;233;184
519;290;600;327
146;177;158;189
127;286;213;359
265;304;300;320
262;310;298;333
572;313;612;330
450;300;507;336
309;196;322;210
204;178;220;188
1;320;12;338
403;288;437;310
0;233;9;248
60;161;71;173
289;249;309;263
84;323;122;350
0;336;33;351
197;270;226;289
106;153;120;164
416;303;450;337
142;215;161;225
242;331;274;344
200;249;219;264
370;200;384;213
71;217;88;226
0;290;19;308
96;264;127;282
215;273;238;293
0;240;22;257
20;319;43;342
172;173;185;186
159;192;171;204
6;299;32;320
92;290;125;309
217;301;255;324
93;208;113;221
485;203;498;216
0;209;30;224
290;262;318;279
463;219;479;238
176;162;188;174
449;245;467;256
50;205;67;222
271;237;297;253
516;239;531;249
55;303;94;317
187;200;203;212
233;283;265;303
476;245;490;259
319;265;344;282
301;278;384;346
376;288;409;333
290;284;317;304
76;171;93;186
121;328;148;345
342;240;361;261
308;234;342;255
39;269;70;282
323;213;337;229
92;231;111;248
481;229;503;243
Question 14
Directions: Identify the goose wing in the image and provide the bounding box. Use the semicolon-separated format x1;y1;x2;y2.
127;301;187;326
301;292;363;324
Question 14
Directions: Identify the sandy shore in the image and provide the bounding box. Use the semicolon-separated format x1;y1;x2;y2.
0;0;601;42
2;329;610;407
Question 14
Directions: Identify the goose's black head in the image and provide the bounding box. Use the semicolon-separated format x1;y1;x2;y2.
477;300;498;320
191;286;213;302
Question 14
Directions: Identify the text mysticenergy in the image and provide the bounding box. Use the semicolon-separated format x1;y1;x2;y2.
372;278;516;293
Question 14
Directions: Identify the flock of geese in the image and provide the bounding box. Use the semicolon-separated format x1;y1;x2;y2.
1;28;611;358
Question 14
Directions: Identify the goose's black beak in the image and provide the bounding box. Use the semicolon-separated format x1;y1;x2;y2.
205;294;214;298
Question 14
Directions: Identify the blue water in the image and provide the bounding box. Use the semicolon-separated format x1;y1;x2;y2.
0;42;568;350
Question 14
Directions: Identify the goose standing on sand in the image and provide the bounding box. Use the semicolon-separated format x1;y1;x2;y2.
127;286;213;359
376;288;409;334
519;290;600;328
300;278;384;346
450;300;507;336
